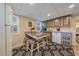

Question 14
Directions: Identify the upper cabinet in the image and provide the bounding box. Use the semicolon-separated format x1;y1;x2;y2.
63;16;71;27
45;15;71;28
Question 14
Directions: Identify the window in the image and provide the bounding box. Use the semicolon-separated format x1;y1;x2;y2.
11;15;20;33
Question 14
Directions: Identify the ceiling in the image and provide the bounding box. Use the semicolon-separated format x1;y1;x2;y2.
7;3;79;21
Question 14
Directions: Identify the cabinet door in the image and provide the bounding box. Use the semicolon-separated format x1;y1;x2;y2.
52;32;61;44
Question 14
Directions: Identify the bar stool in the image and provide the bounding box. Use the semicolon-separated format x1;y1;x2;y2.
27;39;36;56
26;38;47;56
37;37;48;50
24;33;36;55
44;35;50;45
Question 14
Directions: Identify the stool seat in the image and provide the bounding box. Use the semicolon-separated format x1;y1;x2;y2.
28;39;35;44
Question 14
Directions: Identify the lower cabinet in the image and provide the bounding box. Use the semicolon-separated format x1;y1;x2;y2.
52;32;72;46
52;32;61;44
61;32;72;46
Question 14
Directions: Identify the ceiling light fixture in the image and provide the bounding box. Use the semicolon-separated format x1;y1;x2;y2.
29;3;34;5
68;4;75;9
47;13;51;16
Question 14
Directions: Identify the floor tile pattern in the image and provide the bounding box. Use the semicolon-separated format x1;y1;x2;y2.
12;42;75;56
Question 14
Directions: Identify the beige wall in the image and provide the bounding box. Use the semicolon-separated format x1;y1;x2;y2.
12;16;37;48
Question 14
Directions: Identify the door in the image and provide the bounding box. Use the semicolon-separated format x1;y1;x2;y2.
0;4;6;56
0;4;12;56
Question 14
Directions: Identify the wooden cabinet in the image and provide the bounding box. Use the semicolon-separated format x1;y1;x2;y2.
47;20;55;28
61;32;72;46
60;18;64;27
44;15;71;28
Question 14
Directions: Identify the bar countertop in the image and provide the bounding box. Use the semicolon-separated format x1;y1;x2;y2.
25;32;50;40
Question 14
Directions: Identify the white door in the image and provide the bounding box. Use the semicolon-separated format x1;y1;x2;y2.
0;4;6;56
0;4;12;56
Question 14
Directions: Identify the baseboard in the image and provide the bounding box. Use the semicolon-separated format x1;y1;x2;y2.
12;43;24;49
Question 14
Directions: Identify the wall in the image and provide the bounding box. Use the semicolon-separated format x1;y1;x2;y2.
12;16;37;48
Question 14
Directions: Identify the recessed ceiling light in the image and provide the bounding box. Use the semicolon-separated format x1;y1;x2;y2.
29;3;34;5
68;4;75;8
47;13;51;16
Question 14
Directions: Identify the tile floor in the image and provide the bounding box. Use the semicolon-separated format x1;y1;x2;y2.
12;42;75;56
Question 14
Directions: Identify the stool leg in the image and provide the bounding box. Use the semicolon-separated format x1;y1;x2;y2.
43;40;45;47
31;44;33;56
46;37;49;45
37;42;39;53
26;41;29;51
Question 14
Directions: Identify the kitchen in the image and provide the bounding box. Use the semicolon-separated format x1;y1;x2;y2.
0;3;79;56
